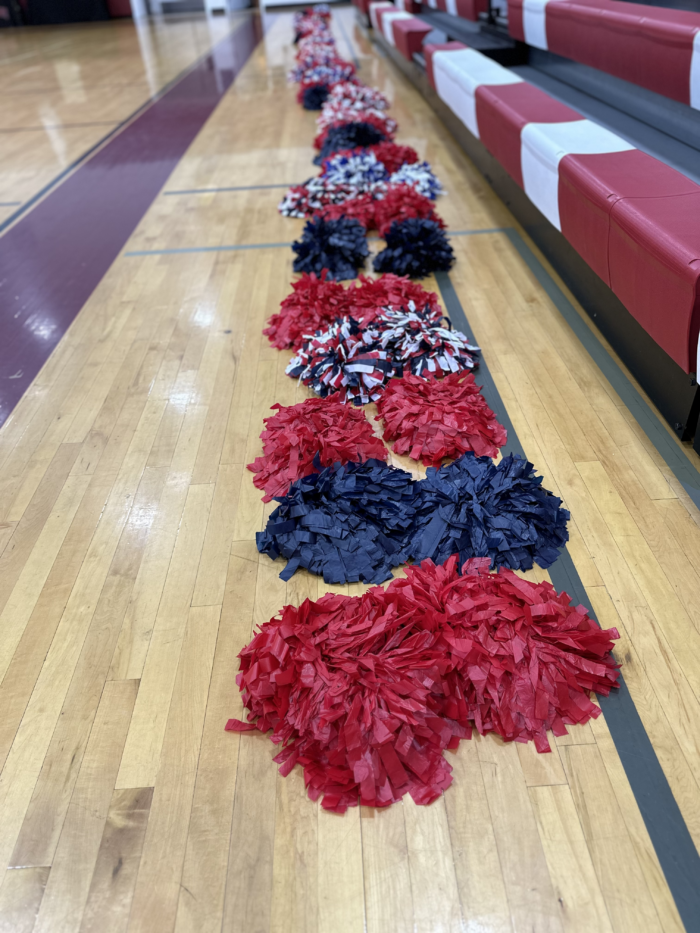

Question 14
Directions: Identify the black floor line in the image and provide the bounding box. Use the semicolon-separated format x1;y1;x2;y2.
436;269;700;933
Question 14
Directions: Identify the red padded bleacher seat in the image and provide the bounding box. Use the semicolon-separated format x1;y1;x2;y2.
453;0;489;20
429;44;700;374
392;17;433;61
424;41;468;89
508;0;700;108
475;83;581;186
609;191;700;372
558;149;697;286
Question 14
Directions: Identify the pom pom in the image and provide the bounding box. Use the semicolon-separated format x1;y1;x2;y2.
321;150;388;189
318;192;378;229
256;459;420;584
264;273;441;350
316;103;393;132
373;218;455;278
348;273;442;320
290;61;356;86
373;184;445;237
375;372;507;466
247;396;388;501
292;216;369;281
413;453;570;571
264;271;352;350
388;161;444;200
314;121;389;164
278;178;364;218
227;555;620;810
368;141;419;175
287;304;480;404
325;81;389;112
299;82;330;109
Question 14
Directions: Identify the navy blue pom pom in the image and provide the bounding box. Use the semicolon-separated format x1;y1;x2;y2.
302;83;330;110
292;216;369;281
256;459;420;584
373;218;455;278
412;452;570;572
314;121;387;164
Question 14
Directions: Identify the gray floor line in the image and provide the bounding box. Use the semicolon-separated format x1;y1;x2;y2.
435;269;700;932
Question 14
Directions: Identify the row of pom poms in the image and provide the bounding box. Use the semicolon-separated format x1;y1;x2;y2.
226;7;620;810
279;10;455;280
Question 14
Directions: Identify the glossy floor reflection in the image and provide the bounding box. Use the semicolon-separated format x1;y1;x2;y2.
0;8;698;933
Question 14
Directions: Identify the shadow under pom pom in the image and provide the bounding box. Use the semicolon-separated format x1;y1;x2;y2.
314;120;388;164
247;396;388;502
300;82;330;109
376;372;507;467
292;216;369;281
373;218;455;278
226;555;620;811
413;452;570;572
256;459;420;584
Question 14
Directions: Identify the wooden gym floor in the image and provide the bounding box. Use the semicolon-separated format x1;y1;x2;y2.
0;6;699;932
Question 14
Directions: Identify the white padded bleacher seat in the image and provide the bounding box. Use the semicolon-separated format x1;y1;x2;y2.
522;0;551;50
433;48;522;136
521;120;635;228
382;10;414;44
369;2;394;32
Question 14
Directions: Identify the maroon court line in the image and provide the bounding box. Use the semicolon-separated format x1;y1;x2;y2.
0;15;263;428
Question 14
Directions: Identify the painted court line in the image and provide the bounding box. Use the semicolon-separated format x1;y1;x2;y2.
124;241;292;256
436;269;700;932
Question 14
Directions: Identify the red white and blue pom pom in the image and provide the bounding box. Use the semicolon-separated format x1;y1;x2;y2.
388;161;444;199
286;303;480;404
321;150;388;188
373;184;444;236
278;177;365;218
324;80;389;112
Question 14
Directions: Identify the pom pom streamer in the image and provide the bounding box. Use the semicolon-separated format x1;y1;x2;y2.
373;218;455;278
292;216;369;281
287;304;480;404
227;555;620;810
247;396;388;502
325;81;389;112
376;372;507;466
413;452;570;572
256;459;420;584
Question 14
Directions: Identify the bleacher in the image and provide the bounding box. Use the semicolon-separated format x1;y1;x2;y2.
357;0;700;449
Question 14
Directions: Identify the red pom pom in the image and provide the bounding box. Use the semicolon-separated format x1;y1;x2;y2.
347;273;442;322
227;556;620;811
247;396;388;502
264;273;441;350
318;192;378;229
374;184;446;237
375;372;507;466
369;141;419;174
263;271;352;350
